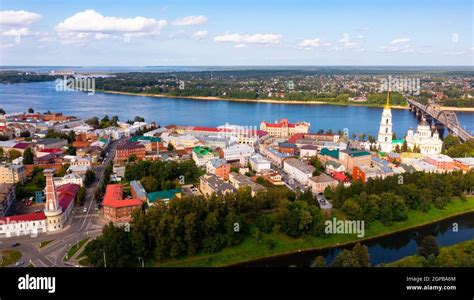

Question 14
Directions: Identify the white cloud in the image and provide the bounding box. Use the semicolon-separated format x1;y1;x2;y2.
56;10;167;34
193;30;208;40
214;33;282;45
172;15;207;26
297;38;331;50
1;28;32;37
234;43;246;48
339;33;350;43
390;37;410;44
0;10;41;26
54;10;167;44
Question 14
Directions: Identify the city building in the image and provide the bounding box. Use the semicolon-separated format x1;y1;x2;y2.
115;140;146;162
192;146;219;167
377;92;393;153
206;158;230;180
424;154;455;171
53;173;84;187
259;118;310;138
283;158;315;185
102;184;142;223
0;184;15;217
405;116;443;155
308;173;338;194
338;148;371;173
229;172;266;196
299;144;318;159
453;157;474;172
353;165;384;182
249;153;271;172
222;143;255;164
0;164;26;184
199;174;236;197
130;180;147;203
147;189;182;206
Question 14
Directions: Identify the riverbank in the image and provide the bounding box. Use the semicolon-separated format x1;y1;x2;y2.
384;240;474;267
154;196;474;267
100;90;474;111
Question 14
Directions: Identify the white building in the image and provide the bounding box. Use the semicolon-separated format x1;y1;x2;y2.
223;143;255;164
53;173;84;187
249;153;271;172
283;158;315;185
299;145;318;159
405;117;442;155
377;93;393;153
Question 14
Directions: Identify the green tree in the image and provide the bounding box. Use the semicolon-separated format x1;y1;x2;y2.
8;150;21;162
418;235;440;258
84;169;96;187
22;147;34;165
331;249;360;267
352;243;370;267
141;176;158;192
311;256;326;267
28;108;34;113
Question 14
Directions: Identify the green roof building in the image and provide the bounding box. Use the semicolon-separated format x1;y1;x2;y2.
147;189;182;205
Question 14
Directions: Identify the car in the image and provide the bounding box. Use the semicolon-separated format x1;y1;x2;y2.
12;243;20;247
83;207;88;213
15;260;25;267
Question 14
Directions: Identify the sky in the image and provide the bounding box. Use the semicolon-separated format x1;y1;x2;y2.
0;0;473;66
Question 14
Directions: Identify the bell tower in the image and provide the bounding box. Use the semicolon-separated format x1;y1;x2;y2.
377;91;393;153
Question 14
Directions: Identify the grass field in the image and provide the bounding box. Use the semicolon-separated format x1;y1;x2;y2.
64;238;90;261
0;250;22;267
155;196;474;267
39;240;54;248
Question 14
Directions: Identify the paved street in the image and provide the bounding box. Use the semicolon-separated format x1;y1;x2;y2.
0;139;121;267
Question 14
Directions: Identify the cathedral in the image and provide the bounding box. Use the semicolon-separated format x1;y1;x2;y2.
377;92;393;153
405;116;443;155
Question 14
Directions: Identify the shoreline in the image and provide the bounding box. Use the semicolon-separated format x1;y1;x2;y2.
228;209;474;267
155;196;474;267
100;90;474;112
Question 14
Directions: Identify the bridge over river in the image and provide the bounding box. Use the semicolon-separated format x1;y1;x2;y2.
407;98;473;142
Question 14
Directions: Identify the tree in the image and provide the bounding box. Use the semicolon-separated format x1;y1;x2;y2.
77;187;86;205
331;249;360;267
352;243;370;267
255;214;274;234
0;108;5;114
310;156;324;176
66;145;76;155
85;116;99;128
167;143;174;152
84;169;96;187
28;108;34;113
22;147;34;165
8;150;21;162
140;176;158;193
0;147;3;157
418;235;440;258
323;186;334;199
134;116;145;123
311;256;326;267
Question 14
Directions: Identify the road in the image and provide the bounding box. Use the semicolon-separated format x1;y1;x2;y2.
0;139;121;267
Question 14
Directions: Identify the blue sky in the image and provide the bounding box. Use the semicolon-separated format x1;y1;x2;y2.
0;0;472;66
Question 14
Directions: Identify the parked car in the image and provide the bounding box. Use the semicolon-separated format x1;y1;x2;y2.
12;243;21;247
15;260;25;267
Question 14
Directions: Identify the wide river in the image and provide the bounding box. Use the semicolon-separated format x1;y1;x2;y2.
1;81;473;137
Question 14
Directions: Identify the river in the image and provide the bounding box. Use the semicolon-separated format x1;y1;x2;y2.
239;212;474;267
1;81;473;138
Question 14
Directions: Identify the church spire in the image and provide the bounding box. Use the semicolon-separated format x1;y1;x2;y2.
385;91;390;108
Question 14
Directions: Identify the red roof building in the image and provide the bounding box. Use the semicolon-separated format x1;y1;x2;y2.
102;184;142;223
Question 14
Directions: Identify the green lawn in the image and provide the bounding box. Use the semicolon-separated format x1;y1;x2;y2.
39;240;54;248
64;238;90;261
1;250;22;267
384;240;474;267
155;196;474;267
